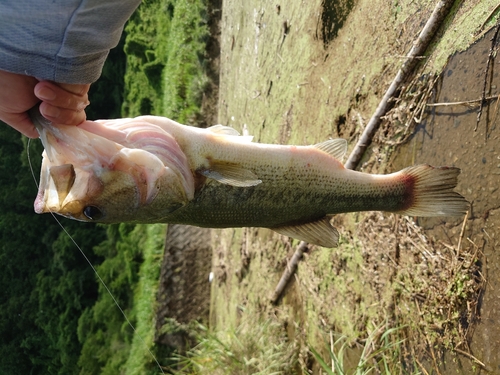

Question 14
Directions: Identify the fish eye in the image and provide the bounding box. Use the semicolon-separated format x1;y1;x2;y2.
83;205;104;220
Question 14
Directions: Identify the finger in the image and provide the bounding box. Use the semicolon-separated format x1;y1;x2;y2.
0;112;39;138
57;82;91;96
34;81;90;111
77;119;127;141
39;102;87;126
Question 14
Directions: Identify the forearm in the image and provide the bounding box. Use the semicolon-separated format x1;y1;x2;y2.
0;0;140;84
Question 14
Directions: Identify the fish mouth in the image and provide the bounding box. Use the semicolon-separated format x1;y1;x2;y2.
34;197;89;221
34;163;78;214
30;105;195;222
30;104;113;218
48;164;76;203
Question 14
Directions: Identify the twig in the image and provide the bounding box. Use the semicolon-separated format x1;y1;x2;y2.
454;348;488;370
415;299;442;375
345;0;455;170
270;241;308;304
476;19;500;131
330;330;334;372
479;3;500;37
415;357;431;375
426;95;500;107
456;212;468;258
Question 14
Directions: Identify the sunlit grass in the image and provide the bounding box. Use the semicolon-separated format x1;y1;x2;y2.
124;225;167;375
170;317;298;375
310;325;417;375
122;0;209;121
161;0;209;122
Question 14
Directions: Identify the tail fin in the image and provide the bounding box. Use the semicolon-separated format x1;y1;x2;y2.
398;165;469;217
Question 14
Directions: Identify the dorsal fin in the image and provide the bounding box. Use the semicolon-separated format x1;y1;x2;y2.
314;139;347;161
207;124;254;142
199;162;262;187
272;216;339;248
207;124;241;136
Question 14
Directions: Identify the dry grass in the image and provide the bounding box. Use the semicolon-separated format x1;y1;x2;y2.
170;315;299;374
377;73;440;147
355;212;485;371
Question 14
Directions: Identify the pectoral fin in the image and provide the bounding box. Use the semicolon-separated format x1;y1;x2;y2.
272;216;339;247
199;162;262;187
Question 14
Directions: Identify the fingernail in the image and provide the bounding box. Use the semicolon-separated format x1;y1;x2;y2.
42;105;60;118
36;86;56;100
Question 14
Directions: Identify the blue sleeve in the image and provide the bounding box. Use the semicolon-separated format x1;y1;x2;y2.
0;0;141;84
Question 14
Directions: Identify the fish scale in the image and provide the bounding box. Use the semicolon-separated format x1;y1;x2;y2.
162;170;409;229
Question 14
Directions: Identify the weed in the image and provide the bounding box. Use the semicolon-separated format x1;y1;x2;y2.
170;317;298;375
310;325;414;375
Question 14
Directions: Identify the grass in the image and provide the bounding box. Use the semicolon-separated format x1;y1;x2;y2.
76;224;166;374
170;315;298;375
124;225;167;375
206;214;483;374
122;0;210;120
310;325;409;375
161;0;210;122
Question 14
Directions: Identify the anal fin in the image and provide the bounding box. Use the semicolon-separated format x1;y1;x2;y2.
272;216;339;248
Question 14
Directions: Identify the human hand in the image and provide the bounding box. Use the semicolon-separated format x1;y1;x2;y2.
35;81;90;128
0;70;90;138
0;70;39;137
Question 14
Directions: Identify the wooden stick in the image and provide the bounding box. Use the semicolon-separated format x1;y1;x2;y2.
479;3;500;33
454;348;488;370
426;95;500;107
345;0;455;170
270;241;308;304
475;19;500;131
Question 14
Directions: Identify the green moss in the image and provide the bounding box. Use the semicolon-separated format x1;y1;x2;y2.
428;0;500;72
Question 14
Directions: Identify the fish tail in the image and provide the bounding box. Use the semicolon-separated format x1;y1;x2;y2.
396;165;469;217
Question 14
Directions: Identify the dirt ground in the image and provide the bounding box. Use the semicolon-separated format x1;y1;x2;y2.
160;0;500;373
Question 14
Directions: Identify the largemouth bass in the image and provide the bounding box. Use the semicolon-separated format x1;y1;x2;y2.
30;107;468;247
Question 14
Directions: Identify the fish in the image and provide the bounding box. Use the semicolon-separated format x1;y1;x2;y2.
30;106;469;247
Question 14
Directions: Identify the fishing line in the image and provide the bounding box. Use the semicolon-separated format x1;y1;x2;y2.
27;138;166;374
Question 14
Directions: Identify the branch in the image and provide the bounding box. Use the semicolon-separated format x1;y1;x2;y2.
345;0;455;170
475;19;500;131
426;95;500;107
270;241;308;304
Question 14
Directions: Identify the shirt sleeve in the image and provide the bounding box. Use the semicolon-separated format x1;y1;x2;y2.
0;0;141;84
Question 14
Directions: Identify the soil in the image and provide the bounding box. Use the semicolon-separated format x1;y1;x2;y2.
156;0;500;373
